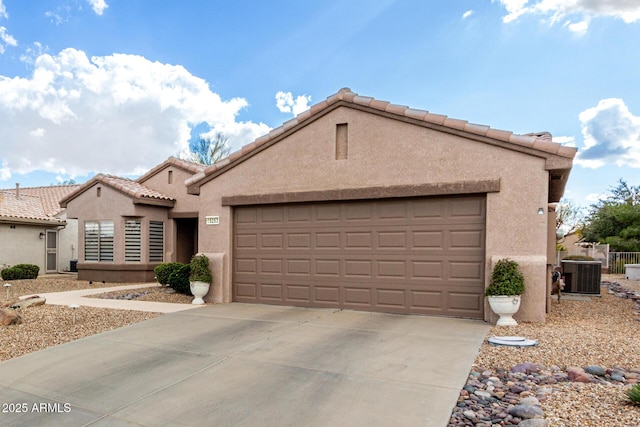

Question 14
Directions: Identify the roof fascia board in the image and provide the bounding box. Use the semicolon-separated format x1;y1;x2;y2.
132;198;174;207
0;217;66;226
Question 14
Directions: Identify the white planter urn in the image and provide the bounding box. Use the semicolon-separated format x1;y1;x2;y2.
487;295;521;326
189;281;210;305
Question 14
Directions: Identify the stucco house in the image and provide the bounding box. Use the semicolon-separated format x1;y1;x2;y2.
62;88;576;323
59;157;205;282
0;184;80;274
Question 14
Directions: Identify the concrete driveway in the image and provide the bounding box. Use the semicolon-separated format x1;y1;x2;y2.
0;304;488;427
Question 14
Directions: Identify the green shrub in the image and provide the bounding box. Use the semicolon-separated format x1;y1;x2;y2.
626;384;640;405
154;262;185;286
1;264;39;280
167;264;192;295
189;254;212;283
563;255;595;261
485;259;525;296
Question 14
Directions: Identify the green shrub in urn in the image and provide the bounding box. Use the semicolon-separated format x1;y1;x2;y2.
485;258;525;296
189;254;212;284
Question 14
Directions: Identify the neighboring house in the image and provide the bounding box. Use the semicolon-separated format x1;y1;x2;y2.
61;89;576;323
0;184;80;274
560;231;582;251
60;157;205;282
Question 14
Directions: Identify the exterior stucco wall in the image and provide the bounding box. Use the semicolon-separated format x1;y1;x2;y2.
139;166;201;214
57;213;79;272
0;224;47;272
65;183;172;282
197;106;551;322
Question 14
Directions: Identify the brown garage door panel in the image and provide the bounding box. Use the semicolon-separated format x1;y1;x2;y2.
233;196;486;318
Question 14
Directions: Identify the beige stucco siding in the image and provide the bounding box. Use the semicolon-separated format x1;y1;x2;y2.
197;106;551;322
0;224;46;271
139;167;200;214
65;183;172;281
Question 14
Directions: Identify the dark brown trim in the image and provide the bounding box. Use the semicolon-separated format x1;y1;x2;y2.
222;179;500;206
77;262;161;271
132;198;174;207
168;211;199;219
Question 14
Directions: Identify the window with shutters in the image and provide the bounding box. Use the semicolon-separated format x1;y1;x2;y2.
125;219;142;262
149;221;164;262
84;220;114;262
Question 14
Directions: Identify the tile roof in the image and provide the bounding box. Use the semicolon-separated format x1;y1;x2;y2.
136;156;206;183
12;185;81;217
0;191;65;224
59;174;175;207
185;88;578;191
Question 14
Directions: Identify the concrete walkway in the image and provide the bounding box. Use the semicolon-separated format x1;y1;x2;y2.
0;303;489;427
36;284;202;313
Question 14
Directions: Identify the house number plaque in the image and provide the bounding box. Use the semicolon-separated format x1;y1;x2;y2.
205;216;220;225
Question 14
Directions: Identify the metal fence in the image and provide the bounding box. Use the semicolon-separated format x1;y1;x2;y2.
556;251;640;274
608;252;640;274
556;244;610;267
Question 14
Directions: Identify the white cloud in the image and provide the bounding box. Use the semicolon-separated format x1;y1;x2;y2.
462;10;474;19
275;91;312;116
552;135;576;146
495;0;640;32
0;26;16;53
0;0;17;54
574;98;640;168
564;17;590;34
87;0;108;16
0;48;271;181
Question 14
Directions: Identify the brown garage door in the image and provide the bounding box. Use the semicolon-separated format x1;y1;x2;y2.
233;196;485;318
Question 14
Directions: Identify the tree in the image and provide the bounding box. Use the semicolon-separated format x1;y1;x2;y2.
555;198;584;237
186;133;231;165
50;179;76;186
582;179;640;252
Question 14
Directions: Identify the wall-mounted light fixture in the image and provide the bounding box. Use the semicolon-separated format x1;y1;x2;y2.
39;232;45;239
537;208;545;215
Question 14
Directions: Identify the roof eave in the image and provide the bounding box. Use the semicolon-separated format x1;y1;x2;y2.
186;98;578;192
0;216;67;226
132;198;175;207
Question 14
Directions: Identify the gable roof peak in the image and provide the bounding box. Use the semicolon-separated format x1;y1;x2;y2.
186;88;577;193
136;156;206;183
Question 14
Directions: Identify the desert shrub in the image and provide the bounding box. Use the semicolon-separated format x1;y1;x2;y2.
154;262;185;286
189;254;212;283
167;263;192;295
563;255;595;261
1;264;39;280
485;259;525;296
626;384;640;405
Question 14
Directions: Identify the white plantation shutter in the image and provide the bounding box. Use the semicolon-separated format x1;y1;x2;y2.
149;221;164;262
84;222;99;262
99;221;114;261
84;220;114;262
125;219;142;262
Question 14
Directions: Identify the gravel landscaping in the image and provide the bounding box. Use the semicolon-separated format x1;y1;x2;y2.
450;274;640;426
1;274;640;425
0;275;190;361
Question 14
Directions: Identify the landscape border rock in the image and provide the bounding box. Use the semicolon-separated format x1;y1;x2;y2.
448;281;640;426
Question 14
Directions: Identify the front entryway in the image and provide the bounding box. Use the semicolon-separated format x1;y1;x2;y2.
174;218;198;264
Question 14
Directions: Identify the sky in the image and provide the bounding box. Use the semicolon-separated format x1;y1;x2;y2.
0;0;639;211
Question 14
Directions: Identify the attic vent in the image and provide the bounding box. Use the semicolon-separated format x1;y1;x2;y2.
168;170;173;184
336;123;348;160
